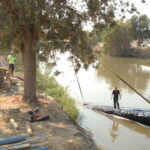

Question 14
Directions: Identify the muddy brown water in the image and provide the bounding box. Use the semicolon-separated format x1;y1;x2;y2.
42;53;150;150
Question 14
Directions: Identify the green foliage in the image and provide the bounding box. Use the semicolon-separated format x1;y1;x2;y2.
0;0;139;66
126;15;139;41
0;0;141;101
36;71;78;121
126;15;150;43
102;22;130;56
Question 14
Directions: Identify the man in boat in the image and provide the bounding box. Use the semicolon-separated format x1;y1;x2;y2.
111;87;121;109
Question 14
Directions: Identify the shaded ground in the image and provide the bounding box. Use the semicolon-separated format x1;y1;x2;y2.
0;77;99;150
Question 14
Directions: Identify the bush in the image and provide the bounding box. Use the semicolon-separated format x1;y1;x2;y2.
36;72;78;122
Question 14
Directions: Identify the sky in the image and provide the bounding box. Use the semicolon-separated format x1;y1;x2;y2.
82;0;150;31
126;0;150;19
114;0;150;19
69;0;150;17
114;0;150;20
130;0;150;17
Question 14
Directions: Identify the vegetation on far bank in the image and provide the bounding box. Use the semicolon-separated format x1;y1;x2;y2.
36;71;78;122
93;15;150;58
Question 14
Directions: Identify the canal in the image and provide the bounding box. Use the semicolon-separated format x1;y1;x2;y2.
53;53;150;150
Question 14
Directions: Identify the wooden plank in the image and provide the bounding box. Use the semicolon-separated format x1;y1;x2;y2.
0;143;30;150
10;119;19;130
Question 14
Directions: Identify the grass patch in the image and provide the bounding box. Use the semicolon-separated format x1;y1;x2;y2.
37;72;78;122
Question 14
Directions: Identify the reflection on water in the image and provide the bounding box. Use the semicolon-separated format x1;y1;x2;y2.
97;56;150;94
110;121;119;142
52;53;150;150
55;53;150;109
79;106;150;150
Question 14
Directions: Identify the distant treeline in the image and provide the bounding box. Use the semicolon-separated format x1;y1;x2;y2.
88;15;150;58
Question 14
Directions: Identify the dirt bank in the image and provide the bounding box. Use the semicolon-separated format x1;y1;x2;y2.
0;77;99;150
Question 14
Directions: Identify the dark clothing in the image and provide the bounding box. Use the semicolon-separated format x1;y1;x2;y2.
112;90;120;109
113;99;119;109
9;64;14;75
112;90;120;99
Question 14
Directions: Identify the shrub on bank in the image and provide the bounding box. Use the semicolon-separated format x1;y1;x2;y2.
36;72;78;122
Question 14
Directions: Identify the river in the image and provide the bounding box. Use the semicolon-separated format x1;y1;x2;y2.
48;53;150;150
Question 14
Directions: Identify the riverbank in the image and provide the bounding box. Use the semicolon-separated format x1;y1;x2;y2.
98;45;150;58
126;47;150;58
36;72;78;122
0;76;99;150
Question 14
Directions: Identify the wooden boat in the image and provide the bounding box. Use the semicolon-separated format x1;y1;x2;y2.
86;105;150;126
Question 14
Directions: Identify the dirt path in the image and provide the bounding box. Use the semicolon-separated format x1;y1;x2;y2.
0;77;99;150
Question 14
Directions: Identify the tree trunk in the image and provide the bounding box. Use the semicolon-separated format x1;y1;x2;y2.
23;38;37;103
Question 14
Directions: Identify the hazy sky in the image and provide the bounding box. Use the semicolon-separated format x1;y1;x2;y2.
70;0;150;17
81;0;150;30
132;0;150;17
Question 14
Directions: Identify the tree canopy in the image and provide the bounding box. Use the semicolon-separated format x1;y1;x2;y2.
126;15;150;45
0;0;142;102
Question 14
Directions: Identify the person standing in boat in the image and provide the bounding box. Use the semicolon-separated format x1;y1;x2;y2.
111;87;121;109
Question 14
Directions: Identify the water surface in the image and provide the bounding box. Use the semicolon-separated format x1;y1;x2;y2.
52;53;150;150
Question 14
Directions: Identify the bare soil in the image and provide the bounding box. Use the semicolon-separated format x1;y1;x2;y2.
0;77;99;150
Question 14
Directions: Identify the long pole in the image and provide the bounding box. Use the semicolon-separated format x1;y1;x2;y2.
74;71;85;104
104;64;150;104
70;57;85;104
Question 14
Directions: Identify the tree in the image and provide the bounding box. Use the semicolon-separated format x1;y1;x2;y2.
0;0;139;103
127;15;150;46
102;22;130;56
126;15;139;41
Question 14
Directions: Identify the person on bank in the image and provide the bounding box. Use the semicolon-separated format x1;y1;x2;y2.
111;87;121;109
7;52;16;76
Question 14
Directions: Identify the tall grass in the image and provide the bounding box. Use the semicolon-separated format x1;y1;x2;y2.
37;71;78;122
